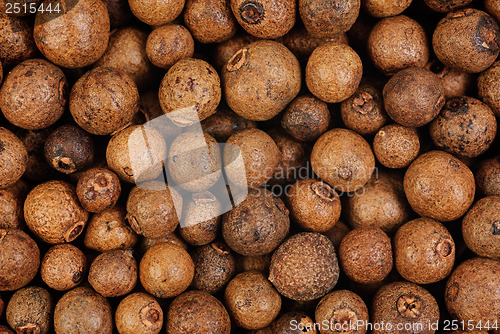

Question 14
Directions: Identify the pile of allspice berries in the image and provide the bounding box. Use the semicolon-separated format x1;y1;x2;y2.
0;0;499;333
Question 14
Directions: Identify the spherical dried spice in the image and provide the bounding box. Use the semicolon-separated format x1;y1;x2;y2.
15;128;54;182
235;254;270;274
373;124;420;169
138;232;189;255
274;312;316;334
475;156;500;196
213;33;258;70
0;127;27;189
102;0;134;27
485;0;500;22
268;128;307;185
76;168;121;213
424;0;474;13
41;243;87;291
115;292;163;334
0;14;37;68
128;0;185;26
362;0;412;17
0;186;24;230
222;40;301;121
184;0;237;43
269;232;339;301
426;59;474;99
478;61;500;117
6;286;52;334
146;24;194;70
201;106;257;142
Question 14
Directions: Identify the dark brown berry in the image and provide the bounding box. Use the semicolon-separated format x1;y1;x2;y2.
76;168;121;213
282;95;331;142
146;24;194;69
201;106;257;142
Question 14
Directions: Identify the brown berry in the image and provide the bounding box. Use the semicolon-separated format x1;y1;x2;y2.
76;168;121;213
373;124;420;169
0;184;24;229
268;128;307;184
0;14;37;68
41;244;87;291
6;286;52;334
15;128;53;182
146;24;194;69
115;293;163;334
274;312;317;334
426;60;474;99
213;33;258;70
485;0;500;22
0;128;28;189
201;106;257;142
128;0;185;26
424;0;474;12
362;0;412;17
475;156;500;196
184;0;237;43
138;232;188;255
102;0;134;27
478;61;500;117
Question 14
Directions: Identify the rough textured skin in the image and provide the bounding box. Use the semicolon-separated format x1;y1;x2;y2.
6;286;52;334
424;0;474;12
478;61;500;117
0;229;39;291
287;179;341;232
0;183;25;229
273;312;316;334
139;243;194;298
224;271;280;330
462;196;500;259
268;128;307;184
384;67;445;127
95;27;155;91
315;290;369;334
222;188;290;256
54;287;113;334
341;83;388;136
15;128;53;181
306;43;362;103
235;254;270;273
269;232;339;301
362;0;412;17
485;0;500;22
299;0;360;38
323;220;351;250
368;15;429;75
115;293;163;334
222;40;301;121
0;14;37;68
231;0;295;39
184;0;237;43
394;218;455;284
138;232;188;255
24;180;89;244
102;0;133;27
213;33;258;70
34;0;110;68
432;9;500;73
76;168;121;213
426;60;474;99
445;258;500;323
70;67;139;135
126;181;182;239
224;128;280;188
84;206;138;252
0;59;67;130
372;282;439;334
475;156;500;196
282;95;330;142
201;106;256;142
191;242;236;294
311;128;375;193
128;0;185;25
41;243;87;291
374;124;420;169
404;151;475;221
0;325;14;334
146;25;194;69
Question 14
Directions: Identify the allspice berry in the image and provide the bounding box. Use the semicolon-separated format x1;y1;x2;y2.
486;0;500;25
426;60;474;99
268;128;307;185
372;282;439;334
213;33;258;70
306;42;362;103
383;67;445;127
0;185;24;229
0;229;40;291
6;286;52;334
15;128;53;182
34;0;110;68
0;14;37;68
394;218;455;284
201;106;257;142
41;243;87;291
478;61;500;117
222;40;301;121
225;271;281;330
235;254;271;274
373;124;420;169
128;0;185;26
462;196;500;259
139;243;194;298
323;220;351;250
475;156;500;196
432;9;500;73
362;0;412;17
274;312;317;334
0;59;67;130
311;128;375;193
115;293;163;334
424;0;474;12
184;0;237;43
76;168;121;213
146;24;194;69
445;257;500;323
54;287;113;334
404;150;475;221
24;180;89;244
103;0;134;27
230;0;295;39
70;67;139;135
0;127;27;188
269;232;339;301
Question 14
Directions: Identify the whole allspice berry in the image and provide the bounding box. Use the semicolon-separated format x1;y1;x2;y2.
225;271;281;330
0;59;67;130
478;61;500;117
394;218;455;284
201;106;257;142
24;180;89;244
184;0;237;43
362;0;412;17
0;186;24;230
138;232;188;255
383;67;445;127
213;33;258;70
404;150;475;222
486;0;500;21
146;24;194;69
372;282;439;334
41;243;87;291
432;8;500;73
34;0;110;68
128;0;185;26
367;15;429;75
429;96;497;158
475;156;500;196
281;95;331;142
88;249;137;297
230;0;295;39
315;290;369;334
339;227;393;284
0;14;37;68
70;67;139;135
0;229;40;291
311;128;375;193
0;127;27;188
44;124;95;174
462;196;500;259
426;60;474;99
54;287;113;334
102;0;134;27
424;0;474;12
373;124;420;169
222;188;290;256
139;243;194;298
268;128;308;185
115;293;163;334
274;312;317;334
15;128;54;182
269;232;339;301
76;168;121;213
445;257;500;323
306;42;363;103
6;286;52;334
235;254;271;274
222;40;301;121
287;179;341;232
